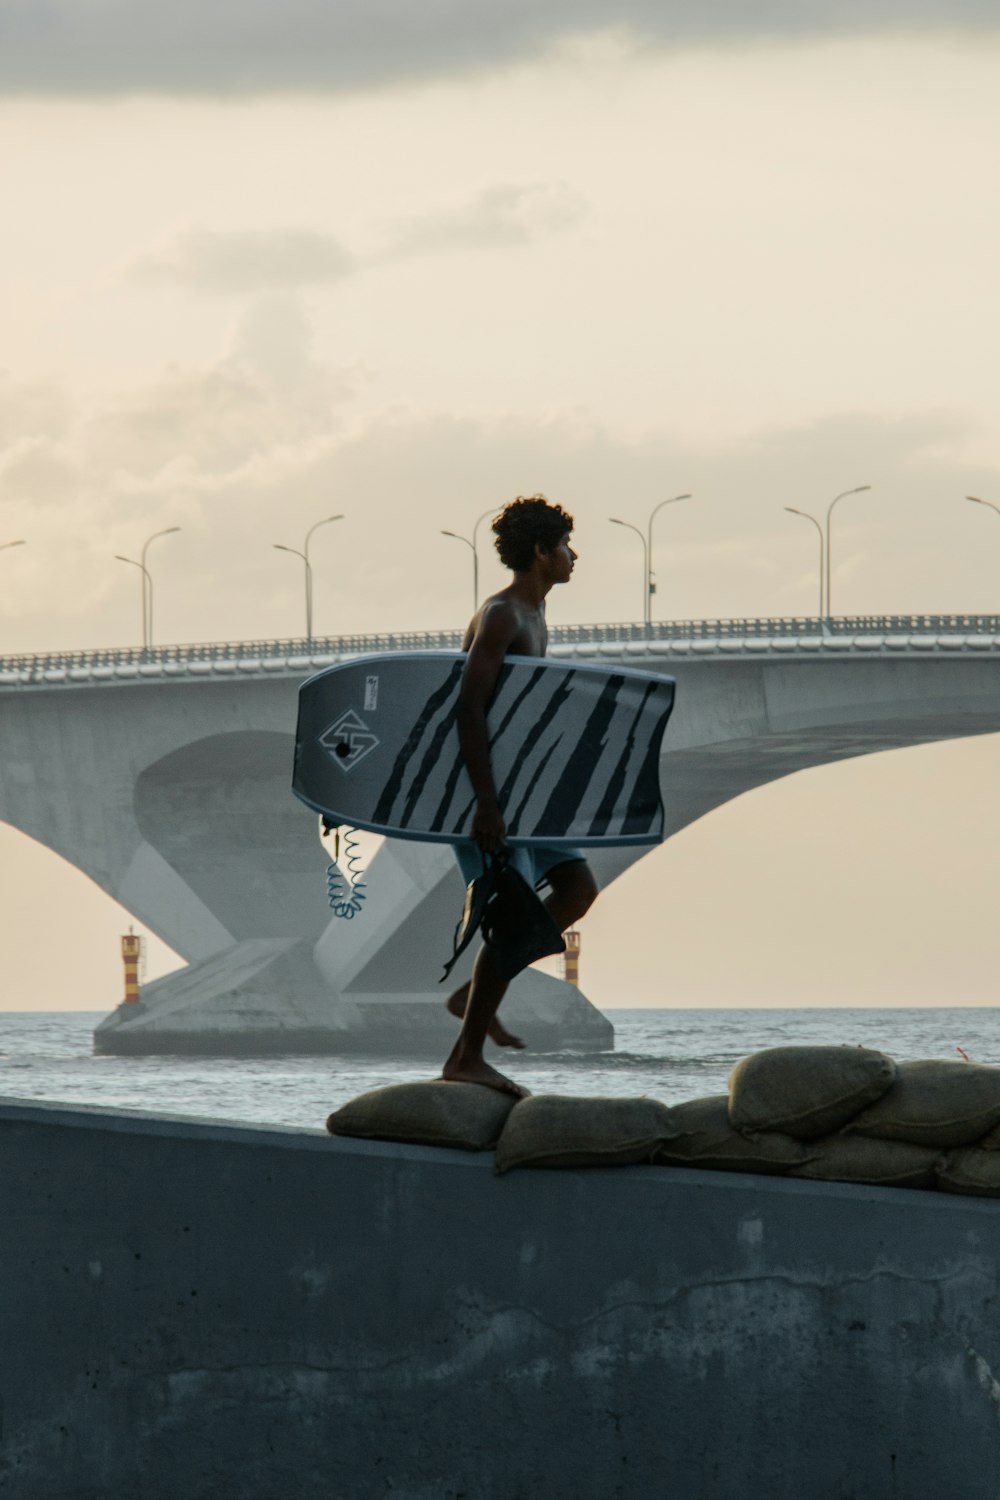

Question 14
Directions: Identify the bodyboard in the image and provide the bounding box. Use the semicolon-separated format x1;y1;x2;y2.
292;651;675;847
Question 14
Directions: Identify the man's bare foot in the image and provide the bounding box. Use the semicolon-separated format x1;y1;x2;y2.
441;1056;527;1097
445;989;526;1050
488;1017;526;1049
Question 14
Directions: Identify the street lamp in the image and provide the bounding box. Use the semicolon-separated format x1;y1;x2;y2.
139;527;181;650
825;486;870;621
440;508;496;614
273;513;343;644
472;507;498;599
784;507;825;622
114;555;153;649
608;518;649;625
116;528;180;650
440;531;477;615
647;492;692;624
966;500;1000;616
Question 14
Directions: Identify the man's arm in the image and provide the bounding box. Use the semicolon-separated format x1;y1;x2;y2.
456;601;519;853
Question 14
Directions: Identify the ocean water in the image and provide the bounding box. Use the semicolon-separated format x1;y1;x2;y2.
1;1007;997;1132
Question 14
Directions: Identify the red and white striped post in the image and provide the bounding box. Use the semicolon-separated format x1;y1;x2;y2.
563;929;581;987
121;928;142;1004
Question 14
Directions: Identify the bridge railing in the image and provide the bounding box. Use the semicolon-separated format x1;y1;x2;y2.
0;629;466;675
2;614;1000;678
553;614;1000;643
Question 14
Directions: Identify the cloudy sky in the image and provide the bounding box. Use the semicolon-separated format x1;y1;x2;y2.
2;2;1000;1013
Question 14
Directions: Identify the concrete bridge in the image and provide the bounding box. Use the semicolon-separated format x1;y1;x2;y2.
1;614;998;1053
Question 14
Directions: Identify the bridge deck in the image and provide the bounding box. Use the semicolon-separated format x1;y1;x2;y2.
2;614;1000;689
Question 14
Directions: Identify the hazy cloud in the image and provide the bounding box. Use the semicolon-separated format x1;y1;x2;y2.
0;437;80;509
2;1;998;96
85;297;357;478
2;305;998;654
132;229;356;294
0;298;358;539
129;186;584;297
0;374;75;448
381;183;587;256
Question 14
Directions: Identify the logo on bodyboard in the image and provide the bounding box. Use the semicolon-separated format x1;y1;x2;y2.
319;709;380;773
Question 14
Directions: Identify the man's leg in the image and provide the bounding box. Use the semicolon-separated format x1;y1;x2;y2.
540;858;598;934
442;859;598;1094
445;979;525;1048
442;944;521;1093
443;840;525;1048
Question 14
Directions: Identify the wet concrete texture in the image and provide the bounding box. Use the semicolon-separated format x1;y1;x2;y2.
1;1097;998;1499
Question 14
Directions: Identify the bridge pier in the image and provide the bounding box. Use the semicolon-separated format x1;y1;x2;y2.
0;667;605;1056
94;834;614;1056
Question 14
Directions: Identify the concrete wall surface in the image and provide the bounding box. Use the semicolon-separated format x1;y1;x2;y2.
2;1097;999;1500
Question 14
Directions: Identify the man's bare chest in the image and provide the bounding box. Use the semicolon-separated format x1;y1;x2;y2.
509;623;547;656
507;607;548;657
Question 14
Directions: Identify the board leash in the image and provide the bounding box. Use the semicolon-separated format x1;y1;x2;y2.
322;820;367;920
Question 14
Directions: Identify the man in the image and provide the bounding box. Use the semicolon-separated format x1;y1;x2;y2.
442;495;598;1096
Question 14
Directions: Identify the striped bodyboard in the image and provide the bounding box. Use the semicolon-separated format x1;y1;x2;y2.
292;651;675;847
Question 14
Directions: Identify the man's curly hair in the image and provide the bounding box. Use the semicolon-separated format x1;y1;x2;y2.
492;495;574;572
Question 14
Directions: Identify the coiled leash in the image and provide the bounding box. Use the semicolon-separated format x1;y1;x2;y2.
321;818;367;920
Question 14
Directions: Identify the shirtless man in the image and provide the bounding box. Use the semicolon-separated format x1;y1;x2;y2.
442;495;599;1096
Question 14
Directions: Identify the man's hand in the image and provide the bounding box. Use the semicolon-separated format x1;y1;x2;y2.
472;798;506;853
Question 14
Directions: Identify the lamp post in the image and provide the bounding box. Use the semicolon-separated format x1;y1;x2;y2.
441;508;496;614
114;555;153;650
967;499;1000;614
647;492;692;624
472;507;497;603
273;513;343;644
825;485;870;621
784;507;825;622
440;531;477;615
608;518;649;625
138;527;181;651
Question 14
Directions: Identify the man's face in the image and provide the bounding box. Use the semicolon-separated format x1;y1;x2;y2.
540;532;576;584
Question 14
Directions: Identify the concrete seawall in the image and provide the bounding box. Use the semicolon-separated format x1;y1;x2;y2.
2;1097;999;1500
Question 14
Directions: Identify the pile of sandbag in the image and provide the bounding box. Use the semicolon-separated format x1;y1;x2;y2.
324;1045;1000;1197
725;1046;1000;1194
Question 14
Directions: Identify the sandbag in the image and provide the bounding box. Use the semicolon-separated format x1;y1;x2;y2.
326;1080;517;1151
790;1135;940;1189
728;1045;896;1140
653;1095;813;1175
960;1111;1000;1149
495;1094;672;1174
937;1148;1000;1198
846;1060;1000;1148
